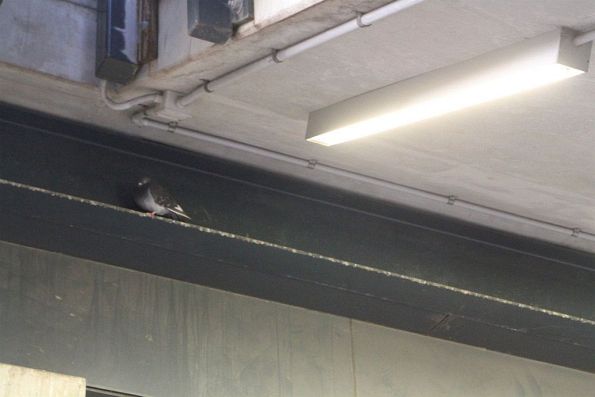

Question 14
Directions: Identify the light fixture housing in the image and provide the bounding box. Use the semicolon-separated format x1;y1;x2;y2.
306;28;592;146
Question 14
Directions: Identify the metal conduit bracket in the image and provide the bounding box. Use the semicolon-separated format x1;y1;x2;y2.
201;79;214;93
571;228;582;238
131;111;148;127
356;12;372;28
166;121;178;133
145;91;192;122
271;50;284;64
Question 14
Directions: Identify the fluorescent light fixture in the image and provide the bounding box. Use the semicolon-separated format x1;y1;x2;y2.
306;28;592;146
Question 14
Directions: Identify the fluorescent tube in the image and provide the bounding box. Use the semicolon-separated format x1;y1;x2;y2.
306;28;591;146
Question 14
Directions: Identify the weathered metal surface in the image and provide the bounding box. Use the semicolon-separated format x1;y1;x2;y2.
351;320;595;397
0;103;594;372
1;242;594;397
0;241;355;397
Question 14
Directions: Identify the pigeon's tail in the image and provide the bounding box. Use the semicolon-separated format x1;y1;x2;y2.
168;207;192;221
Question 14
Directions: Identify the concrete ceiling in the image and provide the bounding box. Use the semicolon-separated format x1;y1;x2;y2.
1;0;595;252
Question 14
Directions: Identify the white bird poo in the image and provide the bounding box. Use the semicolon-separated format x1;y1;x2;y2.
2;178;593;326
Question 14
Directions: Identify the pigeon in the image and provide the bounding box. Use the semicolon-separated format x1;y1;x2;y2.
134;177;191;221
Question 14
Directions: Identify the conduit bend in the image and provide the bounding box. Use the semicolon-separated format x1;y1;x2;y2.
99;80;162;111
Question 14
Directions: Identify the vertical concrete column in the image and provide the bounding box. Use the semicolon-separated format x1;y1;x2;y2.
0;363;85;397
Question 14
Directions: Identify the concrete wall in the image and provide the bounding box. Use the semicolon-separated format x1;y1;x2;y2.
0;240;593;396
0;363;85;397
0;0;97;84
0;0;214;82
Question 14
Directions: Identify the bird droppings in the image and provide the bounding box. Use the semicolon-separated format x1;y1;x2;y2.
2;178;594;327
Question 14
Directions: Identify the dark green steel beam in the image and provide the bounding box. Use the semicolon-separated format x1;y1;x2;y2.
1;103;594;372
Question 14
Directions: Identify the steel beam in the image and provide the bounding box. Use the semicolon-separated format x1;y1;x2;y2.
0;103;594;372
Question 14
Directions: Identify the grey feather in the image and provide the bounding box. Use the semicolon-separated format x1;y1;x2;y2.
134;177;191;221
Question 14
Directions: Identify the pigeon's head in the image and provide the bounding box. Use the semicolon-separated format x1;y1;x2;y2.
138;177;152;187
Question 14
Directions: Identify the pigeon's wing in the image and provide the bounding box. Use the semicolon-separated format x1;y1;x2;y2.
149;182;179;208
150;182;191;220
167;206;192;221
